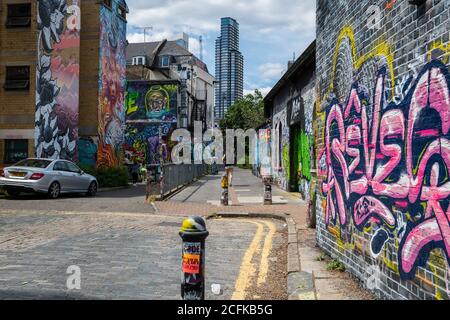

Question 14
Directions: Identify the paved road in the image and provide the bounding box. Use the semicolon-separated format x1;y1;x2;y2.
0;184;155;214
0;210;284;300
169;167;302;206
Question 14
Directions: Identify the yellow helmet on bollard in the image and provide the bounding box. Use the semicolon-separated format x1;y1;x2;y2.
180;216;207;233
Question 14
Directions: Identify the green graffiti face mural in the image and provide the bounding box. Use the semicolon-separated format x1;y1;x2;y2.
126;83;178;121
125;82;178;165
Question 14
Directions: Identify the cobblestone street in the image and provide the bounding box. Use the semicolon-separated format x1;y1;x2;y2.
0;167;373;300
0;210;285;300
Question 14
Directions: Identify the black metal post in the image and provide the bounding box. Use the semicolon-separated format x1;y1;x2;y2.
263;175;273;205
179;216;209;300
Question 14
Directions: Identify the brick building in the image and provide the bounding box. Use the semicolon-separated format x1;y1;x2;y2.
315;0;449;299
0;0;128;168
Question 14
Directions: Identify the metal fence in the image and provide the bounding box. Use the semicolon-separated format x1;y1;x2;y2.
160;163;207;196
146;163;226;199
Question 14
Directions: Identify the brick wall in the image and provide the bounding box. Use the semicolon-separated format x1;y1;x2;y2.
315;0;450;300
0;0;37;130
79;0;100;137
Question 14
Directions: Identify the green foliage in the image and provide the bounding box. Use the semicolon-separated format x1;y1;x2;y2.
326;259;346;272
316;253;326;261
79;165;129;188
219;90;266;131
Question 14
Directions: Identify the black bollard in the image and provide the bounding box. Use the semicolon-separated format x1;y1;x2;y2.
263;175;273;205
221;173;229;206
179;216;209;300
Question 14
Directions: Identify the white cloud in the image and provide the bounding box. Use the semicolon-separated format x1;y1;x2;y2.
125;0;316;91
126;0;315;40
258;63;285;82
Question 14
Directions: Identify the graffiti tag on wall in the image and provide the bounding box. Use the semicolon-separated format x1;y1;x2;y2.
35;0;81;161
321;60;450;279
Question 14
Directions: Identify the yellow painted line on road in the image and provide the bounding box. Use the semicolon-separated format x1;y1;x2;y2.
257;220;276;286
231;221;264;300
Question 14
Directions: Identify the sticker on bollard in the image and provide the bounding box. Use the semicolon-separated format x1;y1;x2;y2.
182;242;201;274
179;217;209;300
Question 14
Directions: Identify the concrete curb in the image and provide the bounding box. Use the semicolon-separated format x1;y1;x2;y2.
205;211;316;300
98;185;131;193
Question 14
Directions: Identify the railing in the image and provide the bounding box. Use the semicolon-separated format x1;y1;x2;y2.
161;163;208;196
146;163;225;200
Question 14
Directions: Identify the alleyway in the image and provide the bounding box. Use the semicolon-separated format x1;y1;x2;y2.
159;167;375;300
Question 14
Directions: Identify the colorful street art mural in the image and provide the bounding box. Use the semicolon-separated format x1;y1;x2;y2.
124;82;178;165
272;110;289;190
124;123;174;165
97;0;127;168
290;85;316;200
35;0;81;161
253;127;272;177
317;25;450;297
78;137;98;167
126;82;178;122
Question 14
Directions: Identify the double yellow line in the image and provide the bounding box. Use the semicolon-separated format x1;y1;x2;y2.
231;220;277;300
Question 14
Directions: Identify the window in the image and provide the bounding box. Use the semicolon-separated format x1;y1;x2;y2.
6;4;31;28
4;66;30;90
14;158;51;168
117;5;127;20
103;0;112;9
4;140;28;164
132;56;146;66
160;56;170;68
66;162;82;174
53;161;69;172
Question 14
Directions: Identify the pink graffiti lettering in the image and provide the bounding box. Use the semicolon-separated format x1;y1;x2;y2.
322;61;450;279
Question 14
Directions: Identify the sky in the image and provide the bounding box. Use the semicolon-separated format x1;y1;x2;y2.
125;0;316;97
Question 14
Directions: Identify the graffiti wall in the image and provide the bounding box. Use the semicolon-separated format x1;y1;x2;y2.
78;136;98;167
124;82;178;165
289;82;316;201
35;0;81;161
316;0;450;300
97;0;127;168
253;127;272;177
126;83;178;122
272;109;289;190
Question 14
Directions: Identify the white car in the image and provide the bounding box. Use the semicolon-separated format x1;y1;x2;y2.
0;158;98;199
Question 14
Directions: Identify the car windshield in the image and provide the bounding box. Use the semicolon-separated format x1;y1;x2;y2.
13;159;52;168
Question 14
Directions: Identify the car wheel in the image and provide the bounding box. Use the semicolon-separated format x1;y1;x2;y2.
6;188;21;198
87;181;98;197
48;182;61;199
